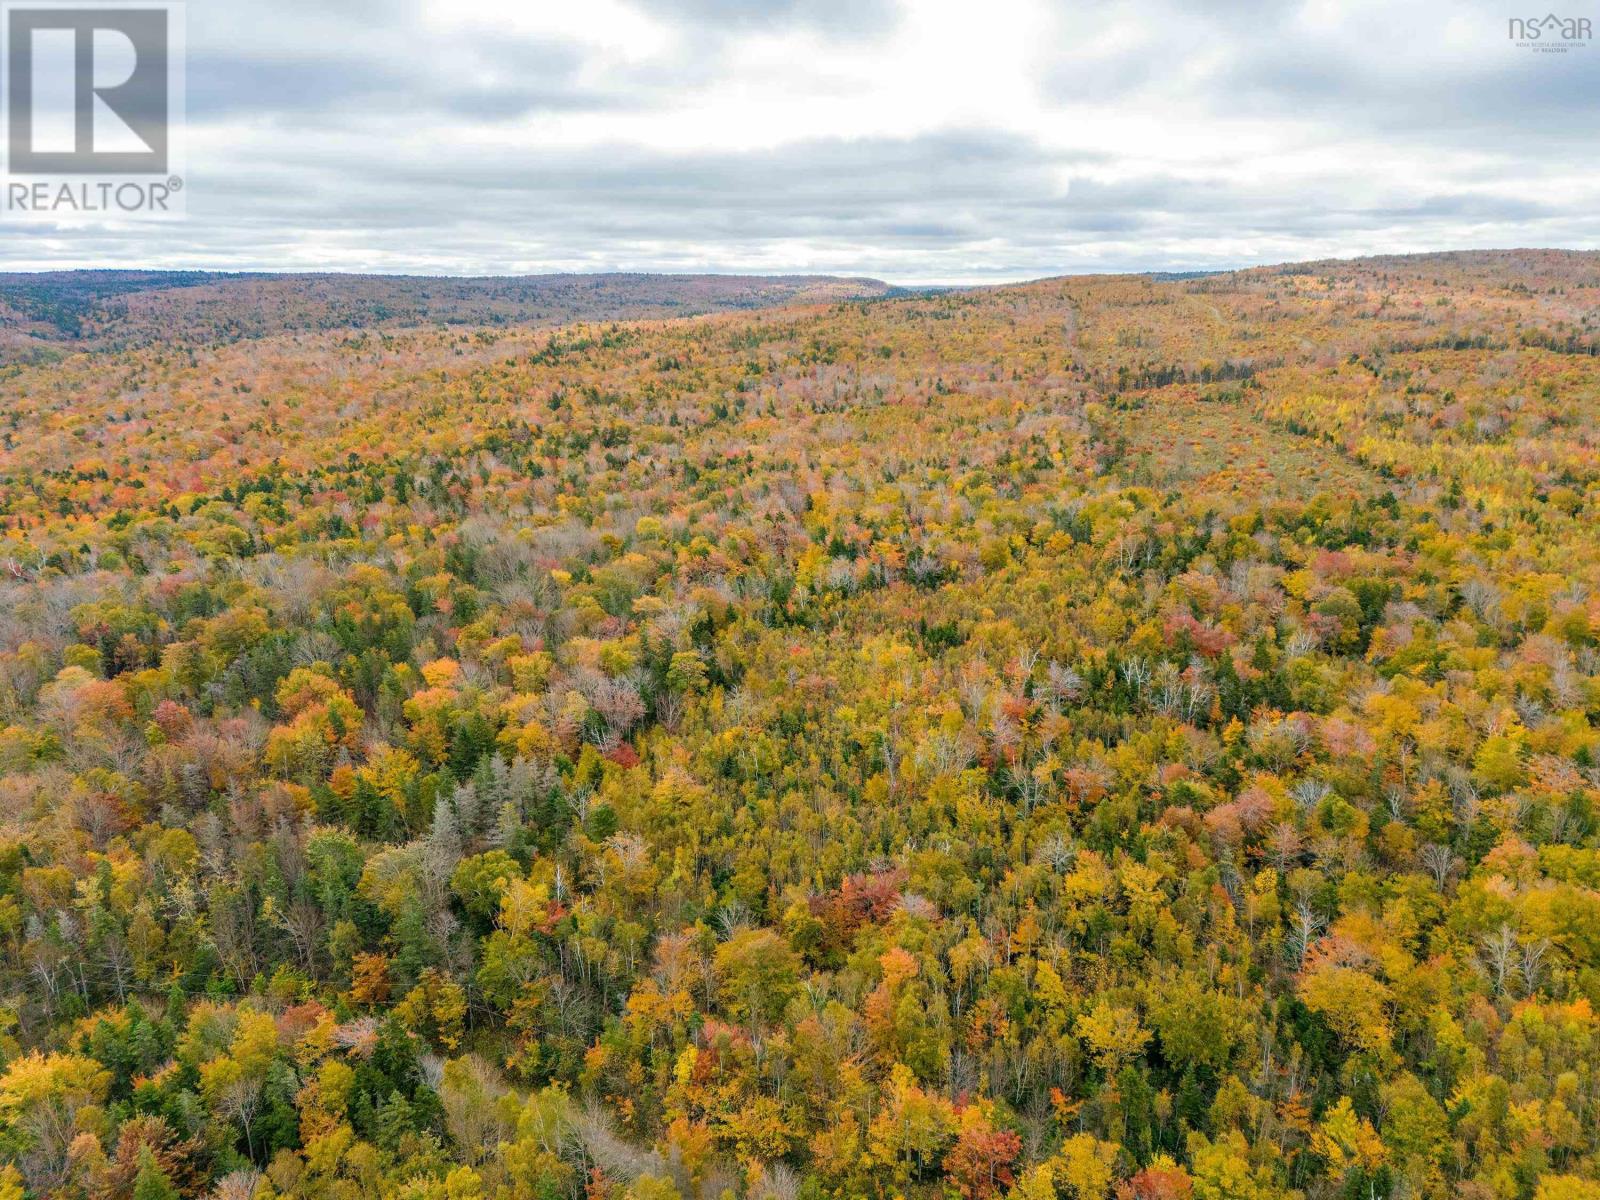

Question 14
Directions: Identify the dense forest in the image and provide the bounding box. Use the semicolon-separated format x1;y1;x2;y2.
0;272;890;365
2;249;1600;1200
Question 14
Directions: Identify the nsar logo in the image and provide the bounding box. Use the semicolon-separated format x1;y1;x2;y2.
1508;12;1592;50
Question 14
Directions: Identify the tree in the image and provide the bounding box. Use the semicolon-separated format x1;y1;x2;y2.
1296;964;1391;1054
714;928;800;1025
1076;1001;1151;1073
131;1146;182;1200
945;1105;1022;1199
0;1052;111;1193
198;1009;280;1162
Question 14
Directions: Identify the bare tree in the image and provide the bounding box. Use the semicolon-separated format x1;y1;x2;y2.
276;898;324;976
1518;937;1552;997
1288;902;1325;970
1291;779;1333;814
1480;925;1518;997
1419;843;1462;890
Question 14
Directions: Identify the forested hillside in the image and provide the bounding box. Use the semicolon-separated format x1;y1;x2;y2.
3;250;1600;1200
0;272;891;365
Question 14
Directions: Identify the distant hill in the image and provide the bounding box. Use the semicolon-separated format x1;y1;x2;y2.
1254;247;1600;288
0;269;891;363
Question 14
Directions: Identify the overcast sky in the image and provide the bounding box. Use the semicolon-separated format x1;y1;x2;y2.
2;0;1597;282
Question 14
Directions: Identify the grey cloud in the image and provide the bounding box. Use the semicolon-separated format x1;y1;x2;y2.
188;57;415;118
188;41;623;122
1038;0;1600;151
145;128;1594;278
2;0;1596;280
1223;51;1600;144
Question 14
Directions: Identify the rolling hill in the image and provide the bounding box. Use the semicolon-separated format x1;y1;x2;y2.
1;249;1599;1200
0;269;893;364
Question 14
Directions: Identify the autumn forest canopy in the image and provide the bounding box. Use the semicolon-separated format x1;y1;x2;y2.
4;249;1600;1200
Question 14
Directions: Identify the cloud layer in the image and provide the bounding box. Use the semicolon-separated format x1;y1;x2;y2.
3;0;1596;281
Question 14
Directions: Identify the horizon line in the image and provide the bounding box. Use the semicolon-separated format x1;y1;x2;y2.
0;245;1597;292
